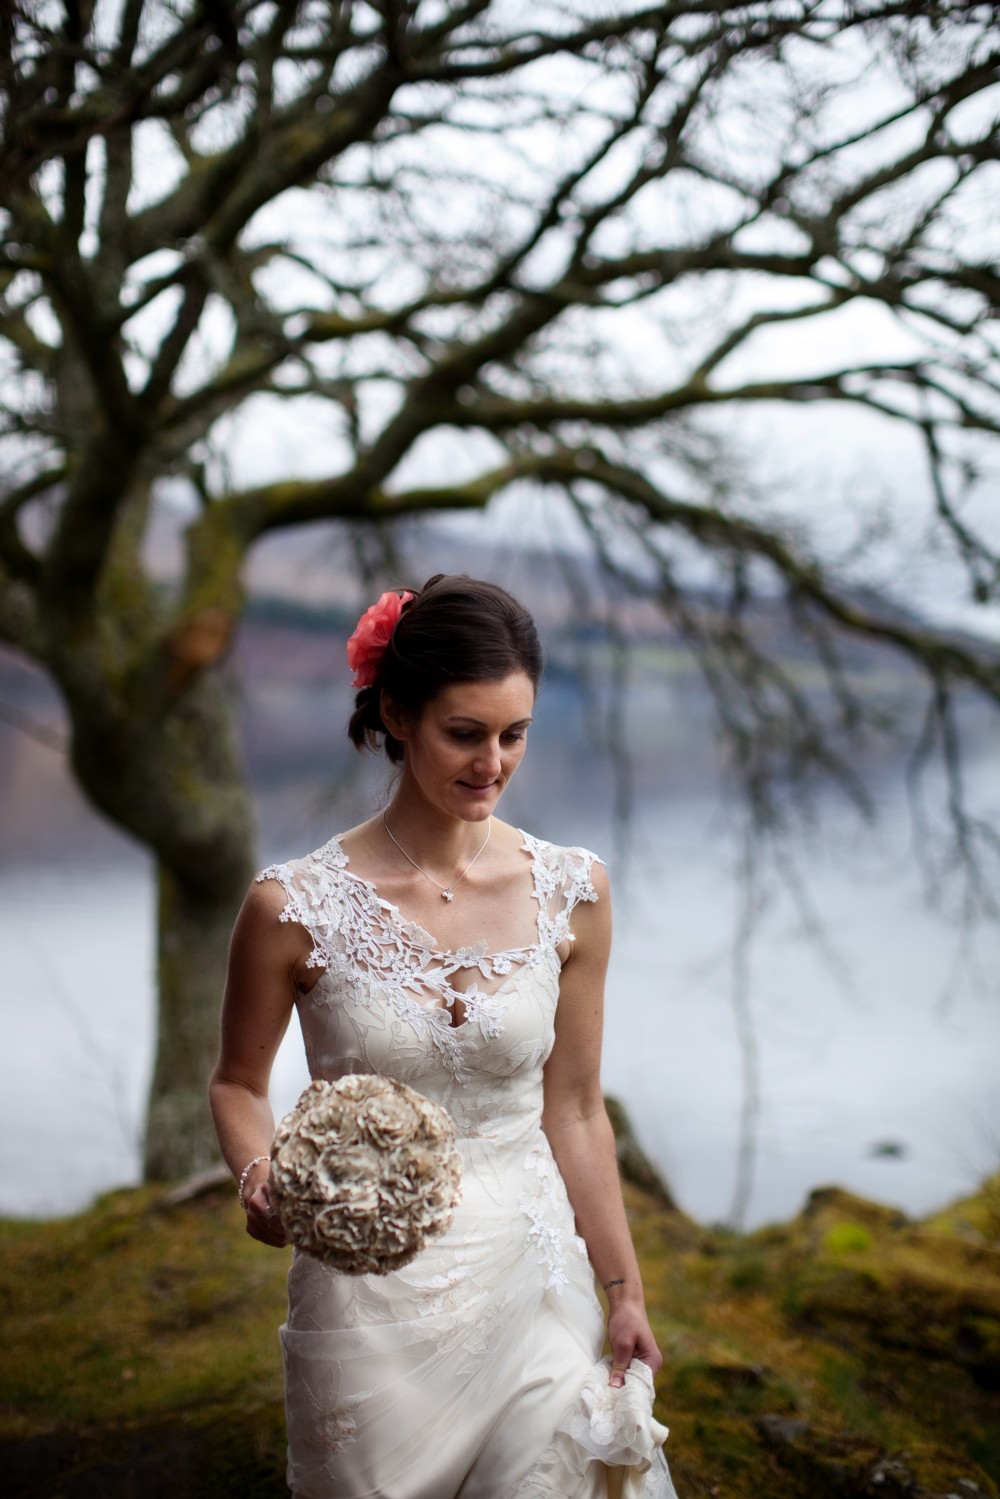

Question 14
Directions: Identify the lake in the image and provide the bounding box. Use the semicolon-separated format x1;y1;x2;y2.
3;774;998;1230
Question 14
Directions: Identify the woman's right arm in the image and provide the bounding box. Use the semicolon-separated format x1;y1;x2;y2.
209;875;309;1247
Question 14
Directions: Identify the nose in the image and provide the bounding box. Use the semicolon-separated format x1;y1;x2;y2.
472;739;502;779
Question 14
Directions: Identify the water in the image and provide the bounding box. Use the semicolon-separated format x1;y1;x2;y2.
3;787;998;1229
598;800;1000;1227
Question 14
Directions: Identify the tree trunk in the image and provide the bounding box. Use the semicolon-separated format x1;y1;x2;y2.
144;857;254;1180
55;658;259;1180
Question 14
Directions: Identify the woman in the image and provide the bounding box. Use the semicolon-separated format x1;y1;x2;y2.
209;574;677;1499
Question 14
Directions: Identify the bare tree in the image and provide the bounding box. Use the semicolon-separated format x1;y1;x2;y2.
1;0;997;1178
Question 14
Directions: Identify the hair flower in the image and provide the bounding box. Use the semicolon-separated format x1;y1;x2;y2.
346;589;413;689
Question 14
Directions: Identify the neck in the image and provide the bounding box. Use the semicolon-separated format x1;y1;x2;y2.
383;789;492;866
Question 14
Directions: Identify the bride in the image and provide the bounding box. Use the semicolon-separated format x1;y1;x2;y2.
209;574;677;1498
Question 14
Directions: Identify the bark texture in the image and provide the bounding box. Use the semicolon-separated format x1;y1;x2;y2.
148;856;254;1180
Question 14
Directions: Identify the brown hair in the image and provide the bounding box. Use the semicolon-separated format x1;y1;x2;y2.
348;574;542;764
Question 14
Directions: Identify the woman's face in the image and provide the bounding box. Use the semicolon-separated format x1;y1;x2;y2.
386;672;536;822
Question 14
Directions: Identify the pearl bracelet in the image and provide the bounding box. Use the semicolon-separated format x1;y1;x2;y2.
238;1154;270;1211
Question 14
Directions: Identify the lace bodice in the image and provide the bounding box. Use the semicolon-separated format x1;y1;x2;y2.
257;829;600;1115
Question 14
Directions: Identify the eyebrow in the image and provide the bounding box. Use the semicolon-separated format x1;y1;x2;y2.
446;715;534;728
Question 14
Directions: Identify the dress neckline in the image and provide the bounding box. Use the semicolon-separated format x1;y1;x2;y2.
323;828;545;964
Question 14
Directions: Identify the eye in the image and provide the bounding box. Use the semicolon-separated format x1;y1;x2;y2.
502;730;526;744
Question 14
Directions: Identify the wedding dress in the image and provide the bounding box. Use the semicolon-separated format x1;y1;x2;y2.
258;831;678;1499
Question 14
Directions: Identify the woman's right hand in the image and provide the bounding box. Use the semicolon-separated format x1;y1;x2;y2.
245;1177;289;1248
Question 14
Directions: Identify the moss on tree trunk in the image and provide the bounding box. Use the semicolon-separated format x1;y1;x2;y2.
144;860;253;1180
59;661;257;1181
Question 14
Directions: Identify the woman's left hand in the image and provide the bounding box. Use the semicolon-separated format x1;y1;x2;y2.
607;1300;663;1388
245;1178;289;1248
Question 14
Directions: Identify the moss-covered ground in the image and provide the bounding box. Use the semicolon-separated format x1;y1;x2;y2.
2;1171;998;1497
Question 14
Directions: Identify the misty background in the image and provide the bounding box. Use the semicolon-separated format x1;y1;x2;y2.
3;515;998;1230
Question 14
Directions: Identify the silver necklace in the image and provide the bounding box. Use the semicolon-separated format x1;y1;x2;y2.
382;811;491;901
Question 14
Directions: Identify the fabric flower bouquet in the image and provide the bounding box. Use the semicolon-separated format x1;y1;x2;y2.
268;1075;463;1275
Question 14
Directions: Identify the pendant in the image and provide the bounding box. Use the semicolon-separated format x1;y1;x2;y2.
441;889;454;901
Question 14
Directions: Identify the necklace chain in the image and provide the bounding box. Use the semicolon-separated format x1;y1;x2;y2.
382;812;491;901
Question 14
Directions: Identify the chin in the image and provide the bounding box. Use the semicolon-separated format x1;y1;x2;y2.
454;785;501;815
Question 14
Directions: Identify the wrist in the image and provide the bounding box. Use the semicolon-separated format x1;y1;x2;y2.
602;1275;644;1305
237;1153;271;1210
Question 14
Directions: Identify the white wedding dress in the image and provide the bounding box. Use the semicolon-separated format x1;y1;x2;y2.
258;831;678;1499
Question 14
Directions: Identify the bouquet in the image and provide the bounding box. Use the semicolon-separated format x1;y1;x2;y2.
268;1075;462;1274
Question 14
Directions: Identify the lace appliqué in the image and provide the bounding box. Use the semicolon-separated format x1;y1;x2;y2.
322;1391;371;1456
460;984;509;1040
519;1137;583;1295
256;847;539;1080
521;833;600;952
522;1200;569;1294
351;1259;521;1380
256;833;602;1080
257;835;598;1067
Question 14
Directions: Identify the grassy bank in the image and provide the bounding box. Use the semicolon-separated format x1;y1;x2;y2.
2;1171;998;1498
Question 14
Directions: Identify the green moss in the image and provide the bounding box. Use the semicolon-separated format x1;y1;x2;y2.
815;1350;894;1443
2;1172;999;1496
823;1221;873;1255
0;1185;289;1436
923;1172;1000;1246
725;1251;770;1293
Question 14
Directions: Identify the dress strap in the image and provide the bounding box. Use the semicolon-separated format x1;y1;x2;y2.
256;837;359;972
520;833;602;952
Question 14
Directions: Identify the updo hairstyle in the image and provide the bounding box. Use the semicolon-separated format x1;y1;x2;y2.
348;574;542;764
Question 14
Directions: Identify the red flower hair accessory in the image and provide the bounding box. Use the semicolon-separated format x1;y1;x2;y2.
347;590;413;689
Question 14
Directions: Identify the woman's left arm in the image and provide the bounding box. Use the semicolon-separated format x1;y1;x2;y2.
541;860;663;1389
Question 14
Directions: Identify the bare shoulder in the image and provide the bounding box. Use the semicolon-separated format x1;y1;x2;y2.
565;853;611;948
524;829;610;903
586;857;611;901
232;870;311;977
245;870;292;918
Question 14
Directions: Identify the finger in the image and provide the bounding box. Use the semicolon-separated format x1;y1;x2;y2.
635;1335;664;1376
247;1181;272;1213
609;1360;631;1388
263;1208;288;1246
245;1193;287;1247
245;1212;287;1247
249;1184;276;1222
631;1340;660;1373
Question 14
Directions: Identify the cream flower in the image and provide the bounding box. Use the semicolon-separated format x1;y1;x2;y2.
269;1075;462;1274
